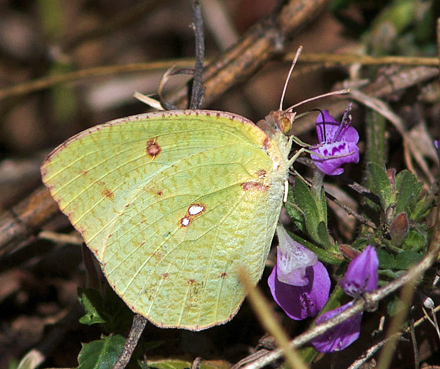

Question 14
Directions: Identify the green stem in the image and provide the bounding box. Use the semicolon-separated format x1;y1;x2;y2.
366;109;387;167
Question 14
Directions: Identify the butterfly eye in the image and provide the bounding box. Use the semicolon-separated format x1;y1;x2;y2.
278;114;294;135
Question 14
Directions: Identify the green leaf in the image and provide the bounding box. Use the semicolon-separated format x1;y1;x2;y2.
78;285;134;333
294;178;319;220
376;248;396;269
410;193;433;220
395;250;423;269
316;221;333;248
367;162;392;209
401;229;427;252
78;288;106;326
318;185;328;222
395;170;421;214
293;179;321;244
285;187;306;233
77;335;126;369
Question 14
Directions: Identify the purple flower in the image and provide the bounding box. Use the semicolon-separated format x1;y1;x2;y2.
310;301;362;353
310;109;360;176
268;226;330;320
311;246;378;352
340;245;378;298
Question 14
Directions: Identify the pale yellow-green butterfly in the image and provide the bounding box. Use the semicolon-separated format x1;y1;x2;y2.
41;49;323;331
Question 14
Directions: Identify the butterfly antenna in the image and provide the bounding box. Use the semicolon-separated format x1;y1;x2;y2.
279;46;303;112
286;89;350;112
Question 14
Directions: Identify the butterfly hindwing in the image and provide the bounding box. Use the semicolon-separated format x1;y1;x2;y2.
42;110;287;330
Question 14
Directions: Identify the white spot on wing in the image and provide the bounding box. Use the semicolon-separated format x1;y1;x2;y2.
188;204;205;215
179;203;206;228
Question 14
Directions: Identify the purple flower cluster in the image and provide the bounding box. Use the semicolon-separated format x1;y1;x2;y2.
268;237;378;352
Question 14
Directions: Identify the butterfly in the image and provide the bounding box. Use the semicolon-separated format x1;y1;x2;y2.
41;107;295;331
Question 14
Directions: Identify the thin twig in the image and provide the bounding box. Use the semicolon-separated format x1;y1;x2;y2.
292;52;439;66
190;0;205;110
113;314;148;369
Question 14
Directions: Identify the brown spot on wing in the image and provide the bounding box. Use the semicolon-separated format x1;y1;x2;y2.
146;138;161;158
152;251;162;261
188;279;196;285
241;182;269;191
102;188;115;201
218;272;227;279
256;169;267;178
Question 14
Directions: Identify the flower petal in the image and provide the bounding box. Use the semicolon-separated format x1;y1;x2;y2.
311;301;363;352
315;111;359;144
315;111;339;142
276;226;318;286
340;245;378;298
310;142;360;176
268;261;330;320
